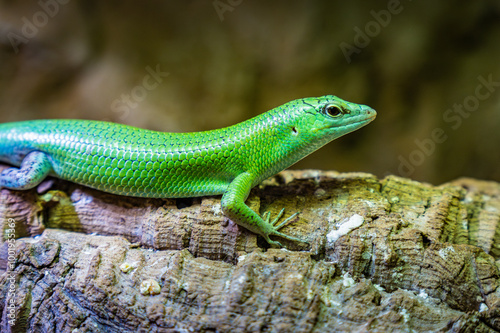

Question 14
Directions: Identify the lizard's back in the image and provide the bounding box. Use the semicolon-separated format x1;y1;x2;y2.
0;119;246;197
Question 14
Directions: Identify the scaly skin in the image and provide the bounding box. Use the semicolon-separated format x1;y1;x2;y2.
0;95;376;246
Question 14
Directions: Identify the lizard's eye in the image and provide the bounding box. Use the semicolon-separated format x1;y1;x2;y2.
323;104;344;118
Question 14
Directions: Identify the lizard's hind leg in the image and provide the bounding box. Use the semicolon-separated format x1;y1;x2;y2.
0;151;52;190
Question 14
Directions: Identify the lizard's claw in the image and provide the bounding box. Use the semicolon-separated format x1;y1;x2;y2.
261;208;308;247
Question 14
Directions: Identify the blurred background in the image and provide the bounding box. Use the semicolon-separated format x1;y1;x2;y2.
0;0;499;184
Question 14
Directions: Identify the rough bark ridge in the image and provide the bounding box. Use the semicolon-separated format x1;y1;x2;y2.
0;167;499;332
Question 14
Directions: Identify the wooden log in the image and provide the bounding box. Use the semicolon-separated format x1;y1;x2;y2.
0;166;499;332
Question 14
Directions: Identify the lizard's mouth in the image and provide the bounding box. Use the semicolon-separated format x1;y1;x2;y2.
316;110;377;132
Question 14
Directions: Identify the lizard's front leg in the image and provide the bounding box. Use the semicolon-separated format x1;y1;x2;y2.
0;151;52;190
221;172;305;247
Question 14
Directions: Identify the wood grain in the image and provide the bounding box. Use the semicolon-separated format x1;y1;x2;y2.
1;166;499;332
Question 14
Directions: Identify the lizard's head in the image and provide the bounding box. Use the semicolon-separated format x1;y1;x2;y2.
290;95;376;143
268;95;377;167
242;95;376;181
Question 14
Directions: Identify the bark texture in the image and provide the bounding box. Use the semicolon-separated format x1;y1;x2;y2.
0;167;499;332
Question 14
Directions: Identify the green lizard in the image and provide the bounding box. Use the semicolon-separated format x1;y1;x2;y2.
0;95;376;246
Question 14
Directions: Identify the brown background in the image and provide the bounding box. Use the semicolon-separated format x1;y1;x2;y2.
0;0;499;184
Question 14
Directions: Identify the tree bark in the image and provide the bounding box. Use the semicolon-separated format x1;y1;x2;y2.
0;165;499;332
